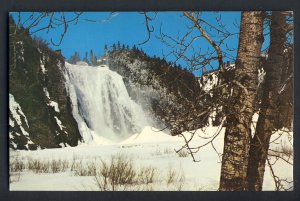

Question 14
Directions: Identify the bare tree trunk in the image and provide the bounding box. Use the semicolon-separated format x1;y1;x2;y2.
246;11;286;191
277;46;293;130
219;11;263;191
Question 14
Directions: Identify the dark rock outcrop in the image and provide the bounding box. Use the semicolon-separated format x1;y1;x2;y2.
9;17;81;150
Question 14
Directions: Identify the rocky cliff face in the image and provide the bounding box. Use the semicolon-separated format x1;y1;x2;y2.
9;18;81;150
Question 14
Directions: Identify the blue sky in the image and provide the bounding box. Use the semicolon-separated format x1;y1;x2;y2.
11;12;270;76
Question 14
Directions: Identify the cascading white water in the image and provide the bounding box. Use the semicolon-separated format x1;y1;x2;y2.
64;62;149;142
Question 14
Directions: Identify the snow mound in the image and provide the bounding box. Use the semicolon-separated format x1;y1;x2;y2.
120;126;179;144
80;130;114;146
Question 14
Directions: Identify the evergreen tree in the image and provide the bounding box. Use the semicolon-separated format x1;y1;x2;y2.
132;45;137;51
83;51;89;65
90;49;97;66
104;44;108;55
112;43;116;51
117;41;121;49
69;51;81;64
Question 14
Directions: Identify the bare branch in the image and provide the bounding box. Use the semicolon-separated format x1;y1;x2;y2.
138;12;156;45
183;12;224;72
51;13;68;46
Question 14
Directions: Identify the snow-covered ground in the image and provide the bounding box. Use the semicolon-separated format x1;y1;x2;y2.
10;125;293;191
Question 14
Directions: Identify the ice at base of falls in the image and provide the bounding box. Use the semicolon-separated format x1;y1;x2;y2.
65;62;149;142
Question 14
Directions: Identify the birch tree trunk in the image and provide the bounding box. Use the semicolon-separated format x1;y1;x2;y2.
219;11;264;191
246;11;286;191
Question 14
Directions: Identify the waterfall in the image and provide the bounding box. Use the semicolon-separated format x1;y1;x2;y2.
64;62;148;142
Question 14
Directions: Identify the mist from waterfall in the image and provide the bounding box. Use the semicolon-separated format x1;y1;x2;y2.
64;62;149;142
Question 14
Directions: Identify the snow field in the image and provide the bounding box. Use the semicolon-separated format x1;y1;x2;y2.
10;126;293;191
10;126;223;191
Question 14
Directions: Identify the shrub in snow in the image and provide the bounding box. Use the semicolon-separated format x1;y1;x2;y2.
177;149;189;158
72;160;97;176
164;148;174;154
137;166;156;184
165;167;186;191
95;154;136;191
10;156;25;173
27;158;70;174
27;158;50;173
93;154;162;191
50;159;69;173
